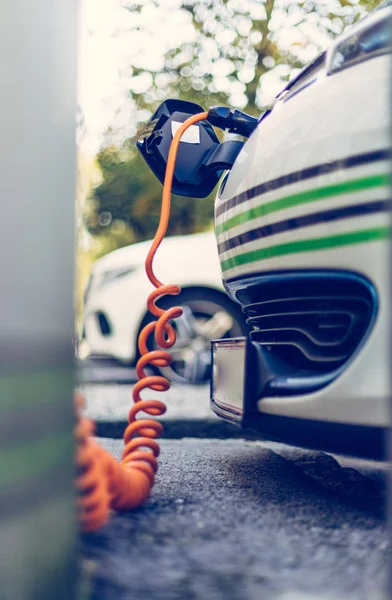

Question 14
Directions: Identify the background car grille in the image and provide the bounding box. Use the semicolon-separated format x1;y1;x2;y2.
242;273;376;375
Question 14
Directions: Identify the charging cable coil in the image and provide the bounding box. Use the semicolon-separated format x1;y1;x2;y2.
76;112;209;531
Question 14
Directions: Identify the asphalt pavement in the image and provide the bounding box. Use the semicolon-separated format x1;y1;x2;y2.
81;437;389;600
79;368;391;600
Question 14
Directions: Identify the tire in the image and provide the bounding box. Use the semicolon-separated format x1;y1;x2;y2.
139;287;249;385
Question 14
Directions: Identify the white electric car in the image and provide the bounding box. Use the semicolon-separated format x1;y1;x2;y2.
82;231;248;384
137;3;391;457
210;4;391;458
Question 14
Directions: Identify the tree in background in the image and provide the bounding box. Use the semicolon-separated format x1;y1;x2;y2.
84;142;214;251
84;0;380;253
126;0;379;116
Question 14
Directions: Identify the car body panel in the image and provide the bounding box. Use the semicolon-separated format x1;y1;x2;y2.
215;55;390;283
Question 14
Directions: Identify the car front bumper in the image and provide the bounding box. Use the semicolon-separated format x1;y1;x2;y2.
210;336;389;459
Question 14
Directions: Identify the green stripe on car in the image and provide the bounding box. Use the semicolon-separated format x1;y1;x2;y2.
215;173;389;237
220;226;390;272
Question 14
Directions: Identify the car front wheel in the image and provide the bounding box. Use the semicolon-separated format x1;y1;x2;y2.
140;287;249;385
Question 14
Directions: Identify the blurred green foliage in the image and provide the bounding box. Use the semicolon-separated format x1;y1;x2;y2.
84;142;214;249
84;0;380;252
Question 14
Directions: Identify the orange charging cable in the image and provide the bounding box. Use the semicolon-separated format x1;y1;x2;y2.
76;111;209;531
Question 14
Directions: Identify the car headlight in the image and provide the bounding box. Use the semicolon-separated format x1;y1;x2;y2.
84;267;137;305
327;8;392;75
97;267;137;289
83;274;93;305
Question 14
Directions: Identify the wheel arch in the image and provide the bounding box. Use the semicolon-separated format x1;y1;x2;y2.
134;284;248;364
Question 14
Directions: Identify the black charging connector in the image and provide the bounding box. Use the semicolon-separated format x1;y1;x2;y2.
207;107;258;138
137;99;259;197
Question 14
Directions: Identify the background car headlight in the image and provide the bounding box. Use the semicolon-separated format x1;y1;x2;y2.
84;267;137;304
328;8;392;74
98;267;136;288
83;273;93;305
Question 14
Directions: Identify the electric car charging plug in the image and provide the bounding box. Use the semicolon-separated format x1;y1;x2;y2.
137;99;258;197
207;107;258;138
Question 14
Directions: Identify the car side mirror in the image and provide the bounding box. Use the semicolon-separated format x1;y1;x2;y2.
136;99;244;198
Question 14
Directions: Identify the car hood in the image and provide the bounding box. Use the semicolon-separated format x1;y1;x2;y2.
91;231;216;274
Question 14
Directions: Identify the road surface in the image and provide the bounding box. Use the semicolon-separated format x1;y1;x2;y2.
79;374;390;600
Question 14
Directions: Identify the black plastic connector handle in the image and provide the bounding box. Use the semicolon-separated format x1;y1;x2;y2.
207;106;258;138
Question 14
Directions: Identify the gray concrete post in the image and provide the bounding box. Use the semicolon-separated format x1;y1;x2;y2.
0;2;78;598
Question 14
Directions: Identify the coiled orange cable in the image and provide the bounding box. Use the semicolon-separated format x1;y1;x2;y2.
76;111;209;531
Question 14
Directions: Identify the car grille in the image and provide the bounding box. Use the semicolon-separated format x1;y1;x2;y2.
242;274;376;375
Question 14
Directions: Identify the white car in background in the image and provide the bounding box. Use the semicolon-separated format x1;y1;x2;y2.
82;231;248;384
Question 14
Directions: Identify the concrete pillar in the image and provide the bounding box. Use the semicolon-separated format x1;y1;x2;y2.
0;1;78;598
